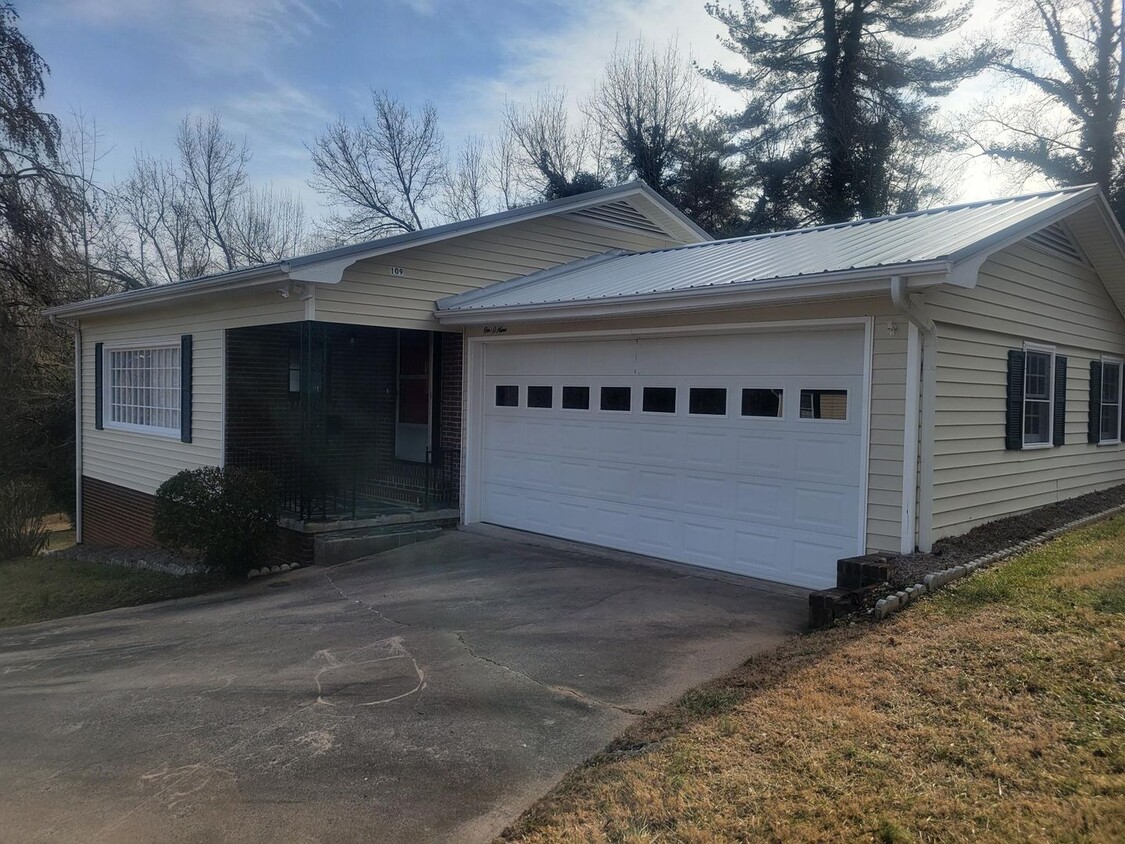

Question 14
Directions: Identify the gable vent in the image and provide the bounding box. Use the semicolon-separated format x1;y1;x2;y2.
1027;222;1085;263
566;200;667;236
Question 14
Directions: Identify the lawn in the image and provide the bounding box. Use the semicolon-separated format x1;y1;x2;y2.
502;516;1125;843
0;528;223;630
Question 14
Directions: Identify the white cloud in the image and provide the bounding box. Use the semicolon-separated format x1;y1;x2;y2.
43;0;330;73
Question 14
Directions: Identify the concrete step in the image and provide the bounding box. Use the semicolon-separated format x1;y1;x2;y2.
314;523;446;566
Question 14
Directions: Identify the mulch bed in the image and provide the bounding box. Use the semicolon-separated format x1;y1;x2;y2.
889;484;1125;588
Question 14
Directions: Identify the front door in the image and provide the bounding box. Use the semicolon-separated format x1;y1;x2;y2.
395;330;432;463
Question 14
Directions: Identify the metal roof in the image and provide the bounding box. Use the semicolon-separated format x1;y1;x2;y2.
437;186;1101;313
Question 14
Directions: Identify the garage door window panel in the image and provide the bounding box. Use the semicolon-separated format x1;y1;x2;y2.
799;389;847;421
562;386;590;410
642;387;677;414
601;387;632;412
742;388;783;418
495;385;519;407
689;388;727;416
528;385;553;408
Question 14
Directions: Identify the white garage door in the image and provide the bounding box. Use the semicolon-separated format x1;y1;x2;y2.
475;329;867;589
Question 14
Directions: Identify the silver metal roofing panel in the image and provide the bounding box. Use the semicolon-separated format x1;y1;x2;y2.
439;187;1097;311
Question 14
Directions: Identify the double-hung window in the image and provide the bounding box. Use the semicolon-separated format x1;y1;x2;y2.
106;345;182;436
1022;346;1054;447
1100;359;1122;444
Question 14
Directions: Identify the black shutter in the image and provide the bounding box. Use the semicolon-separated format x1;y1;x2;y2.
1053;355;1067;446
1006;350;1025;450
1089;360;1103;444
94;342;104;430
180;334;193;443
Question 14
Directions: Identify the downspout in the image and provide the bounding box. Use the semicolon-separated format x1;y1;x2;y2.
49;315;83;544
890;276;935;554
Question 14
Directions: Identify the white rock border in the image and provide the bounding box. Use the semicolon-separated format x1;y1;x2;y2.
247;562;299;580
873;502;1125;621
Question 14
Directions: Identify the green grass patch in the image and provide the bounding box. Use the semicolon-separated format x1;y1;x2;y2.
0;551;224;629
501;514;1125;844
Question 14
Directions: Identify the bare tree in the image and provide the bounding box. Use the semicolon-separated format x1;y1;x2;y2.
442;135;489;220
308;91;446;239
504;89;607;199
969;0;1123;222
228;185;308;264
120;151;209;285
490;126;527;210
60;111;143;296
176;111;249;271
585;39;709;195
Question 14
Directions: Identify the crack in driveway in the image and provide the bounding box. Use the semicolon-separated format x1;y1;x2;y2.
322;569;412;628
455;632;645;716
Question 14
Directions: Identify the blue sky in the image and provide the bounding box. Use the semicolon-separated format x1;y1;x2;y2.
22;0;1014;220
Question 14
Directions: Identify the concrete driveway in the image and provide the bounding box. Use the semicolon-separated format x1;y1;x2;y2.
0;527;806;843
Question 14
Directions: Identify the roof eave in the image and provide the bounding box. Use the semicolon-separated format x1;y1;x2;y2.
43;266;290;319
435;262;952;325
945;186;1102;287
284;182;707;284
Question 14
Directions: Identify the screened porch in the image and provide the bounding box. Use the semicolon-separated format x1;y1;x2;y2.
223;321;462;522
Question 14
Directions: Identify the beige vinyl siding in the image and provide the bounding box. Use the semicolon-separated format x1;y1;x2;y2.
316;215;683;330
464;295;908;554
80;289;305;496
925;239;1125;540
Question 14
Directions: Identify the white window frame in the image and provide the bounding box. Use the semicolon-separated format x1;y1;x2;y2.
1022;341;1055;450
1099;356;1123;445
103;342;182;438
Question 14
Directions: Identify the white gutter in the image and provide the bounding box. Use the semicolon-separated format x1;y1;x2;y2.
49;314;82;544
890;275;937;554
437;262;952;325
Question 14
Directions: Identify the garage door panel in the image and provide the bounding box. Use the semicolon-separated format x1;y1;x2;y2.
478;328;866;589
735;480;788;522
682;430;731;468
636;427;680;461
595;463;635;500
794;437;860;484
680;475;732;517
792;536;854;583
793;486;851;532
731;529;789;579
631;511;680;557
683;520;732;565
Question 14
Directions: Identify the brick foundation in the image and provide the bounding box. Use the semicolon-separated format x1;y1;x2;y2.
81;476;158;548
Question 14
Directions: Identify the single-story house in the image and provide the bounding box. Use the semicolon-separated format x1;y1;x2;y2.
45;181;1125;589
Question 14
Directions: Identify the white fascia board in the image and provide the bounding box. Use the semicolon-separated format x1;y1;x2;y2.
435;263;951;325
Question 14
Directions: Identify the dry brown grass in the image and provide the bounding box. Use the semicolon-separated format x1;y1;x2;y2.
501;517;1125;844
